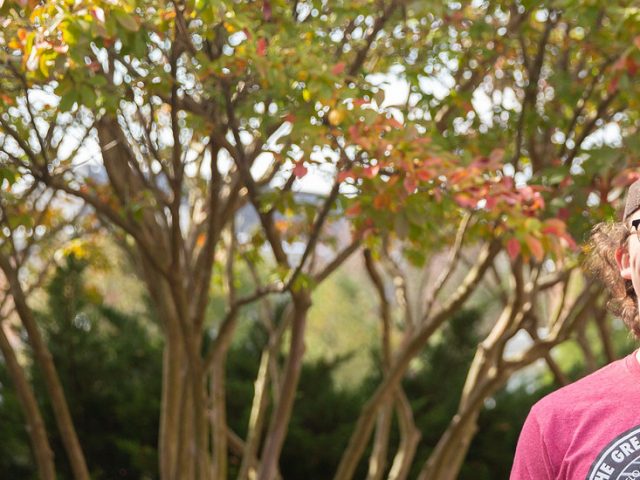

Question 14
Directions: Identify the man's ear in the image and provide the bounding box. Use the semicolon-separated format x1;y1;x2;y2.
616;246;632;280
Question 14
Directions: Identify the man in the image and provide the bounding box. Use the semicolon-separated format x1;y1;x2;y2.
511;178;640;479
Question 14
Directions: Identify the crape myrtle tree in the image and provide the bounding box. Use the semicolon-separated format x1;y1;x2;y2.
1;0;640;479
338;3;640;480
0;179;91;480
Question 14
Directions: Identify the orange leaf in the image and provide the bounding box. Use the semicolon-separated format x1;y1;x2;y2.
373;193;390;210
345;202;361;217
524;234;544;262
275;219;288;232
387;117;402;129
454;193;476;208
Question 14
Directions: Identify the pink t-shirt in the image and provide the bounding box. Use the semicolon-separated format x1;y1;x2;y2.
511;351;640;479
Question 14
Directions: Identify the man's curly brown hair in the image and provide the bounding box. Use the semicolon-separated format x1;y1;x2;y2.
584;221;640;338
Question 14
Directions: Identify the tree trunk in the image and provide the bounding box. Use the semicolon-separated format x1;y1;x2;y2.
416;409;482;480
238;304;292;480
0;256;90;480
174;360;195;480
367;401;393;480
160;330;184;480
258;291;312;480
211;358;228;479
0;323;56;480
237;350;271;480
387;390;421;480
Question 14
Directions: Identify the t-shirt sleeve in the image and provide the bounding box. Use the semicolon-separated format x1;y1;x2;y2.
510;407;555;480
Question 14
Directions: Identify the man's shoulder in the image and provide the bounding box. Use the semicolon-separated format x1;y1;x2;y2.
531;353;634;425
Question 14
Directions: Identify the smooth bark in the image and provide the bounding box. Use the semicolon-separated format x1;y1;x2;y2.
0;323;56;480
0;255;90;480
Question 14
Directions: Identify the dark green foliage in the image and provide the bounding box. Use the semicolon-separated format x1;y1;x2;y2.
0;362;33;478
280;356;370;480
0;254;162;479
463;384;554;480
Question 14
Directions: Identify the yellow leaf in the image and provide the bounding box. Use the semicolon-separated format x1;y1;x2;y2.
39;52;50;77
328;108;345;126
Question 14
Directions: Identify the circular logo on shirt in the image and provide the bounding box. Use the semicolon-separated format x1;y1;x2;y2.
587;425;640;480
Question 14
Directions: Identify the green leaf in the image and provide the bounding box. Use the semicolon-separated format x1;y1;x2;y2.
58;92;77;112
113;10;140;32
79;84;97;107
0;167;17;186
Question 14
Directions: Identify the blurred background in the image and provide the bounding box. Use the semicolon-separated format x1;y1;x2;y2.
0;0;639;479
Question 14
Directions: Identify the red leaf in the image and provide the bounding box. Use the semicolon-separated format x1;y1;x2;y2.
338;170;354;183
331;62;346;75
520;186;534;202
558;208;569;221
257;38;267;56
541;218;566;236
348;125;360;142
614;55;627;72
449;170;469;185
608;75;620;94
416;169;431;182
293;162;308;178
263;0;272;21
403;176;417;194
363;164;380;179
560;232;578;251
628;57;639;77
484;196;497;209
506;238;521;260
559;176;572;188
